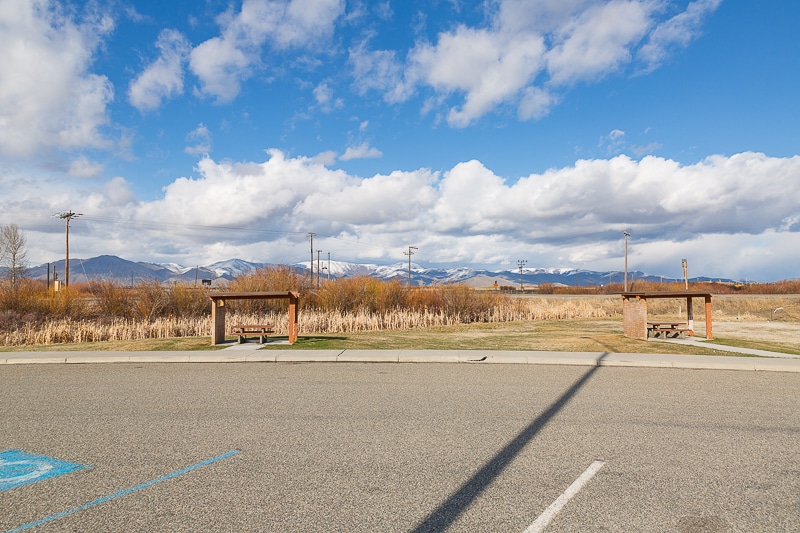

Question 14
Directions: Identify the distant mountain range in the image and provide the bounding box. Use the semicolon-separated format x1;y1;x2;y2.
14;254;737;287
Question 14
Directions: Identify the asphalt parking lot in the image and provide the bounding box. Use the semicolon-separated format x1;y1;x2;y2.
2;361;799;532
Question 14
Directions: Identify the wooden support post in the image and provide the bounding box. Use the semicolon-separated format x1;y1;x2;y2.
705;295;713;340
288;293;299;344
622;295;648;340
211;298;226;345
686;297;694;335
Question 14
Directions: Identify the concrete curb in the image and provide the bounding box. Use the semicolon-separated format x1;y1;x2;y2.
2;349;800;372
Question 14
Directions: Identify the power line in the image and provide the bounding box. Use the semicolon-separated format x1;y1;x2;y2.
79;215;395;261
13;212;422;268
78;215;410;254
16;211;443;273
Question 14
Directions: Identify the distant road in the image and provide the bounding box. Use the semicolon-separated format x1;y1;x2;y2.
2;362;798;532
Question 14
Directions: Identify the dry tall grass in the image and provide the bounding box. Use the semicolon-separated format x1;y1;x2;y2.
1;266;798;346
0;317;209;346
0;298;620;345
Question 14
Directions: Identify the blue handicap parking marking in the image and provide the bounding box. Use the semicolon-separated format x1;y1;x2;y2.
0;449;87;492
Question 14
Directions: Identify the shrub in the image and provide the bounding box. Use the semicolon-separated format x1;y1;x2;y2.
311;276;409;314
0;279;46;313
45;286;86;319
90;279;132;318
168;283;209;318
227;265;308;314
441;285;499;322
538;283;555;294
131;279;169;320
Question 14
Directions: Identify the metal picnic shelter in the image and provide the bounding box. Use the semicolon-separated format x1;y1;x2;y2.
208;291;300;345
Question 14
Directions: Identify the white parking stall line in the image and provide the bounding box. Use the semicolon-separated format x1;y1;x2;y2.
524;460;605;533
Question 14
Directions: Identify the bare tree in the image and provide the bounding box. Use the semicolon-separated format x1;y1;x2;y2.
0;223;28;289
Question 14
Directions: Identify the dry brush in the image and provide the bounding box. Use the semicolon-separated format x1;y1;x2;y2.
1;267;798;346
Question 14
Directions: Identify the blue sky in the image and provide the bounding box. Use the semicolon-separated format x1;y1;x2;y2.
1;0;799;281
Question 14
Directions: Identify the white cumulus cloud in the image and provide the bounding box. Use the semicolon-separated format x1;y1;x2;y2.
410;28;546;127
125;150;800;275
190;0;345;102
340;142;382;161
638;0;722;72
68;156;105;178
129;29;191;112
355;0;722;126
185;123;212;155
0;0;114;157
8;149;800;280
313;82;343;112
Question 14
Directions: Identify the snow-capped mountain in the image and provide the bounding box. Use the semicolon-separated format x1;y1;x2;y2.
157;263;195;275
298;260;376;278
204;258;266;278
20;255;734;286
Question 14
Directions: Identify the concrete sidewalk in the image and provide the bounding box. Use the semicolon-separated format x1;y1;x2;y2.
655;337;800;359
2;347;800;372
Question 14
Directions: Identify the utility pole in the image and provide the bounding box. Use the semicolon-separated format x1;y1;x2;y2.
317;250;322;288
327;252;331;281
517;259;527;291
405;246;417;287
307;233;315;282
56;211;81;287
623;230;630;292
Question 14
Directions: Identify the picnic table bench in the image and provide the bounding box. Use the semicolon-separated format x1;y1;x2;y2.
647;321;693;338
231;324;274;344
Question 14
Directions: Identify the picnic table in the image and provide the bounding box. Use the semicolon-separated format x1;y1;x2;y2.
647;321;693;338
231;324;274;344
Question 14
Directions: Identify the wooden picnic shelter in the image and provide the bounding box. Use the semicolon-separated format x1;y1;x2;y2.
208;291;300;345
621;291;713;341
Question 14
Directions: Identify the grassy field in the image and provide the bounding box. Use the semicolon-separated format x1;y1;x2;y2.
2;293;798;356
3;318;796;357
695;336;800;356
265;319;789;356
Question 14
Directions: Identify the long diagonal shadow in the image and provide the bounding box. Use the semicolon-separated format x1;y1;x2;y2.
410;353;609;533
